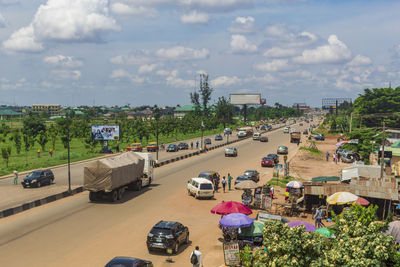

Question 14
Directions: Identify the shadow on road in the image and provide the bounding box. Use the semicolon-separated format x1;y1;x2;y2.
88;184;161;204
148;240;193;256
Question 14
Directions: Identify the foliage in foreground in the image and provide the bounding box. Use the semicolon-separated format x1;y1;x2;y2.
239;205;400;267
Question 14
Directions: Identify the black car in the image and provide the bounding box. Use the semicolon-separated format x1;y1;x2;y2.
314;134;325;141
243;170;260;182
215;135;223;141
303;129;308;135
166;144;179;152
105;257;153;267
177;142;189;150
267;154;279;164
22;169;54;188
235;175;251;185
147;221;189;254
204;138;212;145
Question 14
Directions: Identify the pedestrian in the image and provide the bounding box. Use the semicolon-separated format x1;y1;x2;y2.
204;144;207;152
297;139;300;146
270;186;274;199
222;176;227;193
49;149;53;157
337;152;341;162
333;153;337;164
190;246;203;267
196;141;199;149
191;142;193;149
213;177;219;192
313;207;325;228
326;151;329;161
228;173;232;190
13;170;18;185
37;149;40;158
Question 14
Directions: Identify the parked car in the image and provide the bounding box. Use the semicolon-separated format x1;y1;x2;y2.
198;171;220;185
224;128;232;135
127;143;143;152
267;153;279;164
261;157;275;167
146;142;158;152
215;134;223;141
277;146;288;155
187;178;214;199
243;170;260;182
313;134;325;141
283;127;290;134
166;144;179;152
237;130;247;138
303;129;308;135
105;257;153;267
146;221;189;254
235;175;251;185
204;138;212;145
260;125;266;131
225;147;238;157
259;136;268;142
22;169;54;188
177;142;189;150
253;132;261;140
299;123;303;126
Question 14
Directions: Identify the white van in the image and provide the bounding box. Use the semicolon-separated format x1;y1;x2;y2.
253;132;261;140
187;178;214;199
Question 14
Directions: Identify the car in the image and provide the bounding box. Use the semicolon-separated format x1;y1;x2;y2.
224;128;232;135
237;130;247;138
303;129;308;135
105;257;153;267
266;124;272;130
204;138;212;145
187;177;214;199
166;144;178;152
283;127;290;134
177;142;189;150
313;134;325;141
290;128;297;133
253;132;261;140
127;143;143;152
261;157;275;167
267;153;279;164
259;136;268;142
243;170;260;182
146;221;189;254
21;169;54;188
215;134;223;141
260;125;266;131
198;171;220;185
234;175;251;185
225;147;238;157
146;142;158;152
299;123;303;126
277;146;288;155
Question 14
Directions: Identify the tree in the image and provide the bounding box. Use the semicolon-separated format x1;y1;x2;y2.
56;118;72;149
1;146;11;168
11;130;22;154
215;96;234;128
37;130;48;151
199;74;213;116
48;124;58;150
22;115;46;140
23;133;32;166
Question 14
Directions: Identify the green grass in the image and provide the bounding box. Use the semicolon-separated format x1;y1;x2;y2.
299;146;322;155
268;176;293;188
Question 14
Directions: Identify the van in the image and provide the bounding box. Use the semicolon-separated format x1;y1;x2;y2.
187;178;214;199
253;132;261;140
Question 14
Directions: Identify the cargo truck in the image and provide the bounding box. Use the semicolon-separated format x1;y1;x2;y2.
84;152;154;202
290;132;301;143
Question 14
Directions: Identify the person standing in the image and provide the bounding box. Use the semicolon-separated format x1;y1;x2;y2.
190;246;203;267
228;173;232;191
313;207;325;228
270;186;275;199
191;142;193;150
196;141;199;149
213;177;219;193
326;151;329;161
337;152;341;162
221;176;227;193
49;149;53;157
13;170;18;185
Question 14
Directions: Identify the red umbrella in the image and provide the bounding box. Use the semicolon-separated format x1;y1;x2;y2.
356;197;370;206
211;201;252;215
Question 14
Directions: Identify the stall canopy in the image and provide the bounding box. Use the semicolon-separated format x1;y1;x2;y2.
311;176;340;182
211;201;252;215
327;192;358;205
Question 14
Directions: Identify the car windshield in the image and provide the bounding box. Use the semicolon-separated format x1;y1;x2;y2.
27;171;41;178
179;143;186;146
150;227;172;235
267;154;275;157
200;184;213;190
198;173;209;179
226;148;234;151
245;170;255;174
279;146;287;149
262;157;270;161
168;145;175;148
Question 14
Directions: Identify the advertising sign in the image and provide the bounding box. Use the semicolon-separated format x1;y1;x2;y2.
91;125;120;141
230;94;261;105
223;242;240;266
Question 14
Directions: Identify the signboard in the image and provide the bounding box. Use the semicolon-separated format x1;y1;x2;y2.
378;151;392;158
223;242;240;266
91;125;120;141
230;94;261;105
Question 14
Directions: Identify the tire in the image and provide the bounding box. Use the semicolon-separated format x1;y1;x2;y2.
185;234;189;244
22;185;27;188
136;181;142;191
148;178;152;186
111;190;118;202
195;193;198;199
89;191;96;201
173;242;179;254
117;188;124;200
51;178;54;184
37;181;41;188
187;190;191;196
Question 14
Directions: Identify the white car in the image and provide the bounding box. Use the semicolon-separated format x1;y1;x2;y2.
225;147;238;157
253;132;261;140
283;126;290;133
237;130;247;138
187;178;214;199
290;128;297;133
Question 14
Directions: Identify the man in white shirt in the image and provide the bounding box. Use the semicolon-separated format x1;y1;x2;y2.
190;246;203;267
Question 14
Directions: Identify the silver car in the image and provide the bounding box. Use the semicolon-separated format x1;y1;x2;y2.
277;146;288;155
225;147;238;157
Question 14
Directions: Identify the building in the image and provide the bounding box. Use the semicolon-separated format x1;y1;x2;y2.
386;129;400;144
32;104;61;116
174;105;215;118
0;108;21;120
292;103;310;112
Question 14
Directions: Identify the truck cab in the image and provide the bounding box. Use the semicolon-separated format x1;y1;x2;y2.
135;152;155;187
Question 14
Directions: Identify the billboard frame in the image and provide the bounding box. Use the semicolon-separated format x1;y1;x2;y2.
91;125;120;141
230;94;261;105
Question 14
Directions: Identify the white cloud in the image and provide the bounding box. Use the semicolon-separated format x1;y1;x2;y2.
230;34;257;53
0;13;5;28
293;35;351;64
156;69;170;76
326;69;339;76
180;11;209;24
263;47;298;58
138;64;157;74
211;76;241;87
229;16;255;34
110;69;144;83
346;55;372;66
156;46;209;60
254;59;290;72
264;24;317;47
3;0;119;52
110;51;152;65
111;3;157;17
166;76;194;88
52;69;81;80
44;55;83;68
0;0;19;4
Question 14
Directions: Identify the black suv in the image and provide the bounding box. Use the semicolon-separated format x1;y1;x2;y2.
147;221;189;254
243;170;260;182
22;169;54;188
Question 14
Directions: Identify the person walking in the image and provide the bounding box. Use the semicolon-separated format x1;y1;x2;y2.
326;151;329;161
334;153;337;164
337;152;341;162
196;141;199;149
313;207;325;228
190;246;203;267
190;142;193;150
221;176;227;193
228;173;232;190
270;186;275;199
213;177;219;193
13;170;18;185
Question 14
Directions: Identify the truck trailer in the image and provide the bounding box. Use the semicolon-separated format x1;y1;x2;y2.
290;132;301;143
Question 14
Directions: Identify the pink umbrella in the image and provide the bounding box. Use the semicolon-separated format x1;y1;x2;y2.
356;197;370;206
335;140;348;147
211;201;252;215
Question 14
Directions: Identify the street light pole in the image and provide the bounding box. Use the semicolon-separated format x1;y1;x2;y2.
380;119;386;179
67;120;71;194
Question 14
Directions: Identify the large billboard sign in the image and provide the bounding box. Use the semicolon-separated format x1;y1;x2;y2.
230;94;261;105
91;125;120;141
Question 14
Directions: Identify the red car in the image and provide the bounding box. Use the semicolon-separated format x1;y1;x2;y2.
261;157;275;167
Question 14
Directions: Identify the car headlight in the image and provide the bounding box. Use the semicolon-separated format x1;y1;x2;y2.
148;233;153;237
165;234;174;239
31;179;36;182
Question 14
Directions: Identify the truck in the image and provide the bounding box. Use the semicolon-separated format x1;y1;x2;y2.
84;152;154;202
290;131;301;143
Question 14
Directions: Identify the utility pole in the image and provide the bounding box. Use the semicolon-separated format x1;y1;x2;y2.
380;119;386;179
67;119;71;194
349;113;353;132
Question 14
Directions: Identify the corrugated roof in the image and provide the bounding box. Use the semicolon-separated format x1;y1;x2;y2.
0;109;21;116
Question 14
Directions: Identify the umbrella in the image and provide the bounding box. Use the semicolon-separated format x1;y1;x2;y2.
235;180;259;190
239;220;264;237
326;192;358;205
286;181;303;189
288;220;317;232
219;213;254;228
211;201;252;215
315;227;334;238
356;197;370;206
335;140;349;147
383;221;400;243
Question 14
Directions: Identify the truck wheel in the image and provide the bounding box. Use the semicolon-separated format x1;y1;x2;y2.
89;192;96;201
111;190;118;202
185;234;189;244
148;178;152;186
136;181;142;191
117;188;124;200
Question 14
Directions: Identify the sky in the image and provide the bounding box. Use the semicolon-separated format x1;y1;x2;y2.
0;0;400;108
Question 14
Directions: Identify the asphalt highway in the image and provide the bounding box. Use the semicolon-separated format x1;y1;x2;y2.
0;122;308;266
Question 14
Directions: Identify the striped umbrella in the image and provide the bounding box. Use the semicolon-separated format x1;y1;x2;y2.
286;181;303;189
327;192;358;205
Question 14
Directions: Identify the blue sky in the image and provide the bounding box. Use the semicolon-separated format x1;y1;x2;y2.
0;0;400;107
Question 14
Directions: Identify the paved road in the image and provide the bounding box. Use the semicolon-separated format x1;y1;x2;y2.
0;123;287;211
0;122;309;267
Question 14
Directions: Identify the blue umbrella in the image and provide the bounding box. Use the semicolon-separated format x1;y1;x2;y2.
219;213;254;228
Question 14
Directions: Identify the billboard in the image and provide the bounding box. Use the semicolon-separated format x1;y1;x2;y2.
91;125;120;141
230;94;261;105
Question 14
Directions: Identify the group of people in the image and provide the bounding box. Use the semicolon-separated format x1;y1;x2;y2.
326;151;340;164
213;174;233;193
